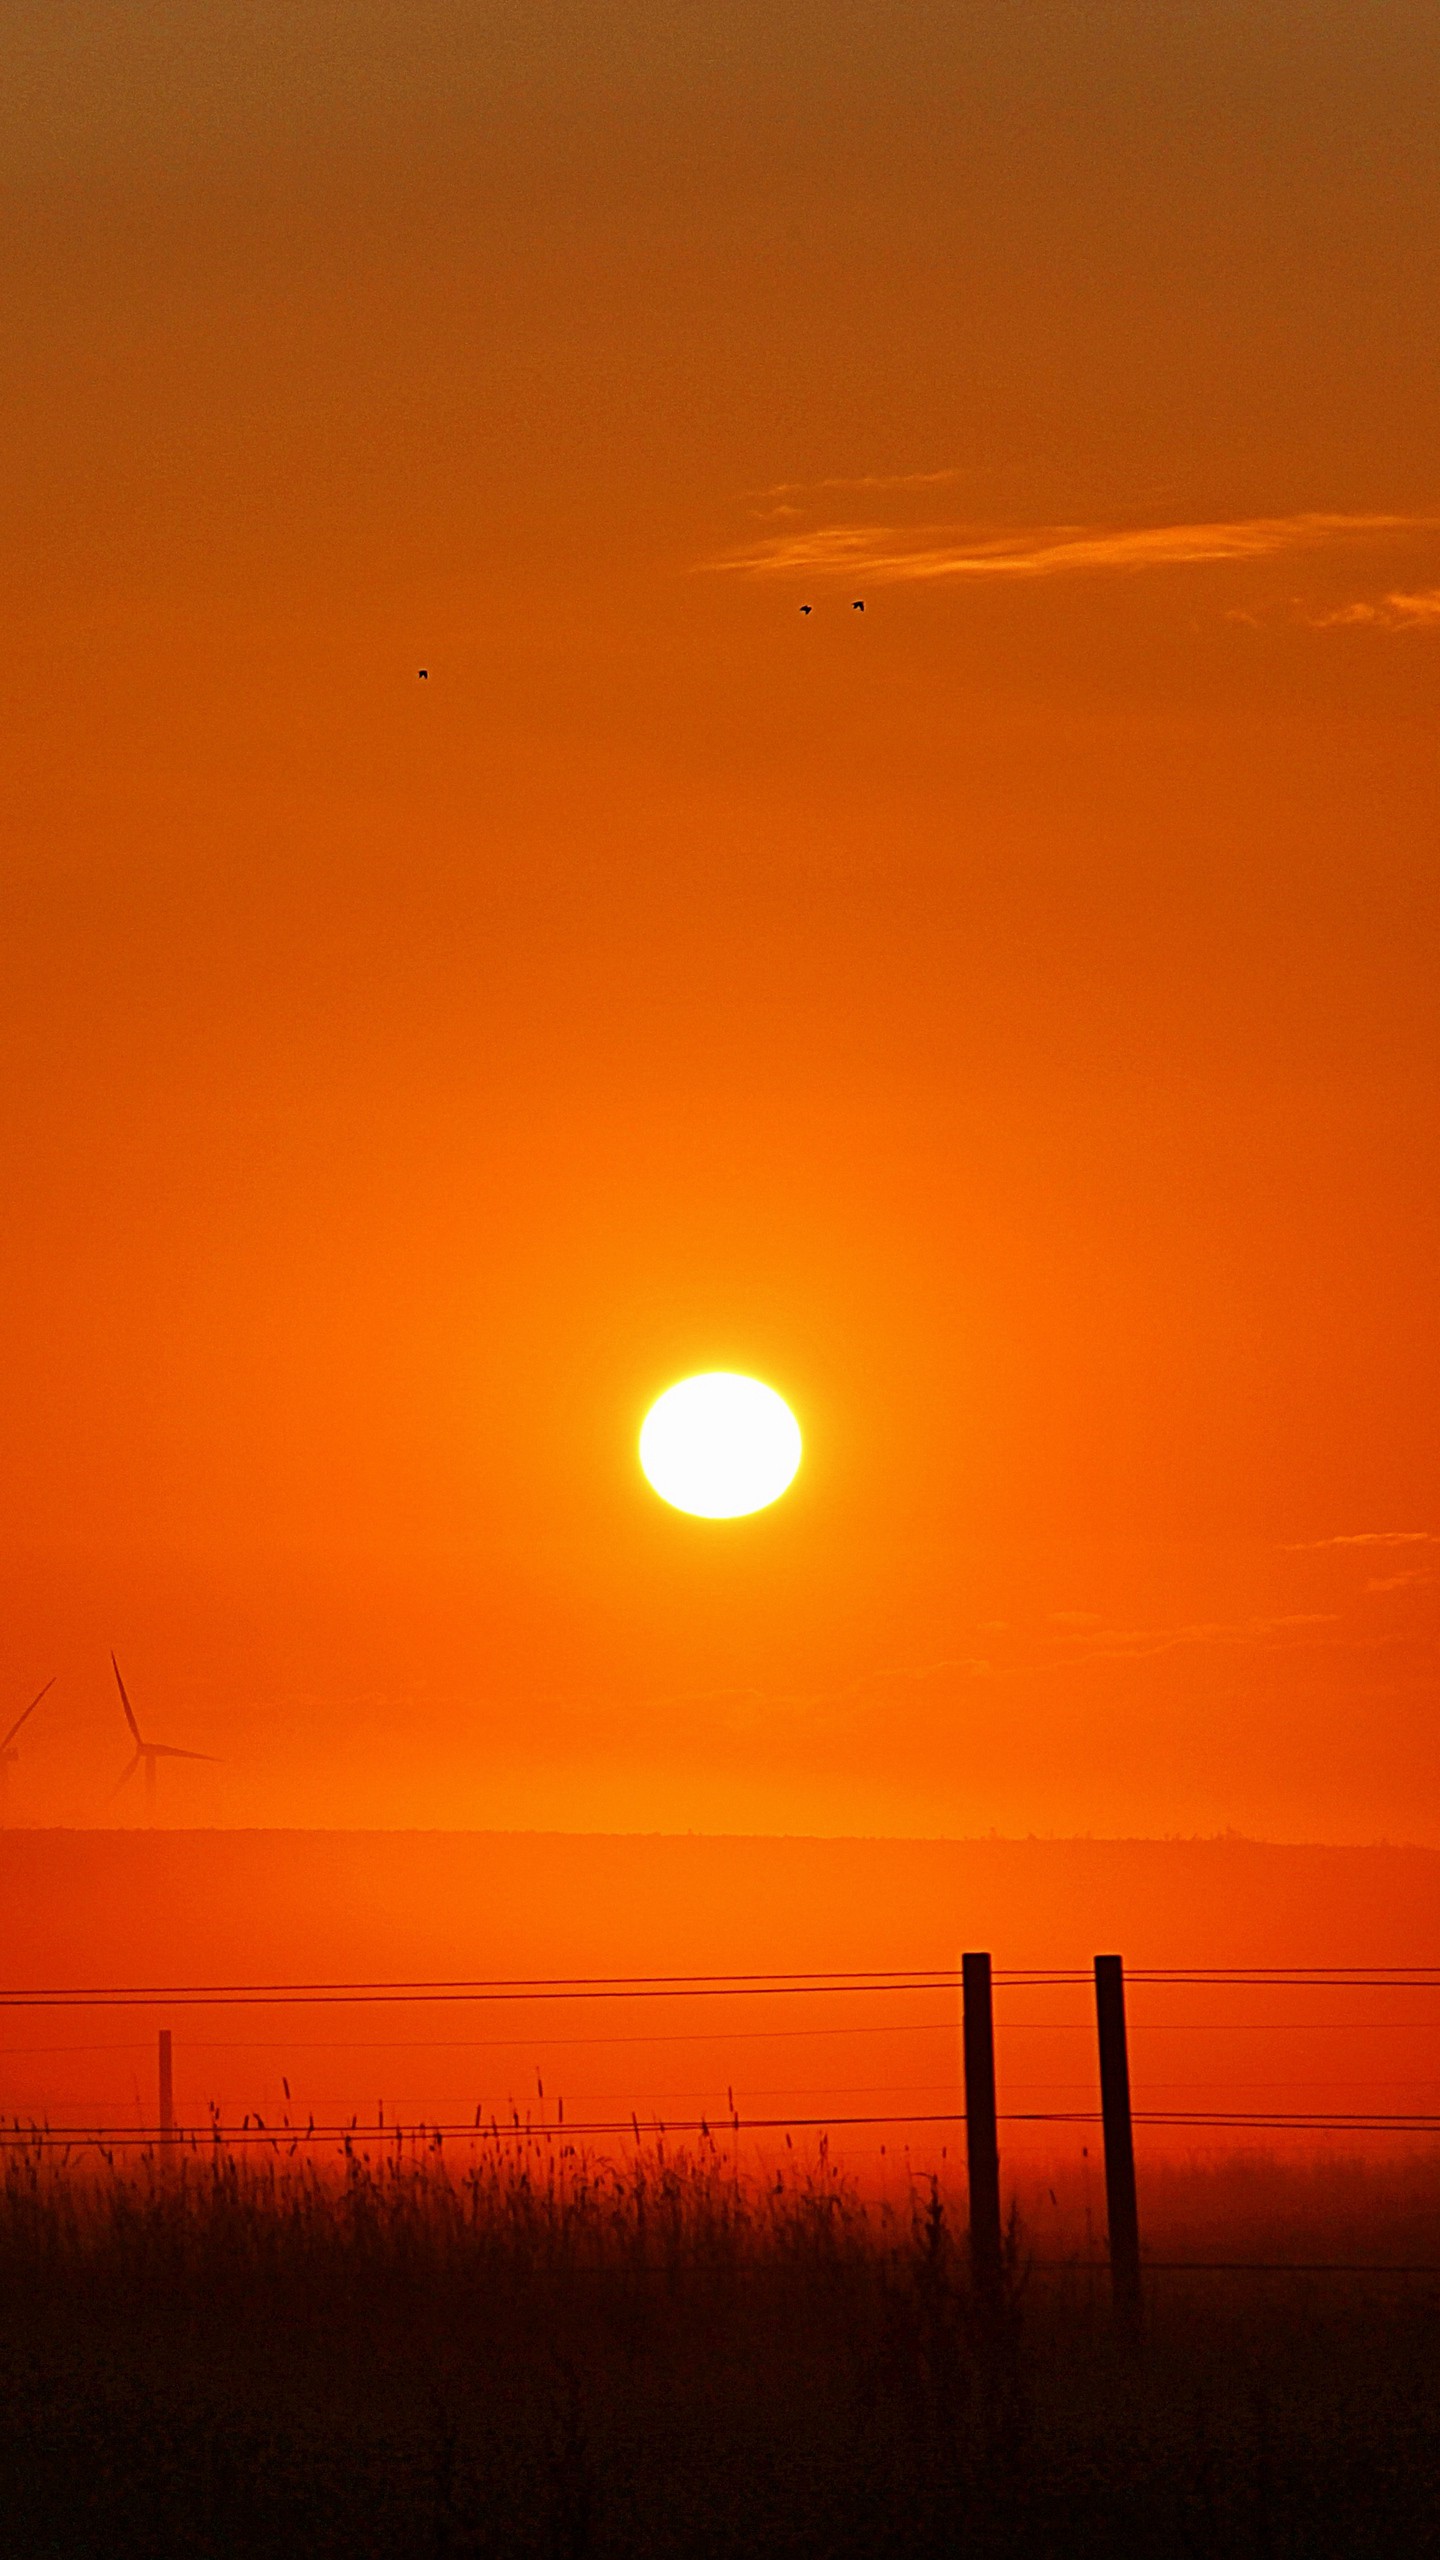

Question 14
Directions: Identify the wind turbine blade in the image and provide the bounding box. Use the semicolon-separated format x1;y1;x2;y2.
0;1675;56;1757
110;1653;142;1746
106;1752;143;1804
148;1745;219;1763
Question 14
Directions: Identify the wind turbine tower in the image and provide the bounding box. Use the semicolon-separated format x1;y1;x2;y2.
0;1677;56;1825
110;1654;217;1822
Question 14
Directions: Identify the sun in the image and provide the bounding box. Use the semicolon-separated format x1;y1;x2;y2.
639;1373;802;1519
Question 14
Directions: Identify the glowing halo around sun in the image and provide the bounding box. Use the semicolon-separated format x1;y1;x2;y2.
639;1373;802;1519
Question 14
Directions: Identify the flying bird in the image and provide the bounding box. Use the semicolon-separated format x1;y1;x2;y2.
109;1653;217;1823
799;605;812;615
418;668;428;679
852;599;865;611
0;1675;56;1824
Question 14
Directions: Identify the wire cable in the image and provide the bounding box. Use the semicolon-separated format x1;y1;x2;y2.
6;1964;1440;2009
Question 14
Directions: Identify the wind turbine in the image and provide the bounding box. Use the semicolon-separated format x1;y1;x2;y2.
109;1654;217;1823
0;1676;56;1825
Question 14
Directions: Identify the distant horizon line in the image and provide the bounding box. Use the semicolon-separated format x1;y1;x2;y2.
4;1823;1438;1855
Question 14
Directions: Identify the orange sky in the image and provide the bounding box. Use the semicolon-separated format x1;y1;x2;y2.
7;1834;1440;2187
2;2;1438;1840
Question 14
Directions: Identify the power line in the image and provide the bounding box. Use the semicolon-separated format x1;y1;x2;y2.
0;1968;962;2003
0;1973;960;2010
8;2017;1440;2059
8;2103;1440;2148
6;1964;1440;2009
1041;2262;1440;2277
12;2022;1440;2064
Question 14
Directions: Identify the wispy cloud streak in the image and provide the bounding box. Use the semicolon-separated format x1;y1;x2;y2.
1309;588;1440;629
757;467;971;501
711;511;1440;585
1283;1531;1437;1552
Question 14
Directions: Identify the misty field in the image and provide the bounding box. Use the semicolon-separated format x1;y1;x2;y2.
2;2140;1439;2557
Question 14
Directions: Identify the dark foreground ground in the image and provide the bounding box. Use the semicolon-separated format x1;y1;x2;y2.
2;2146;1438;2560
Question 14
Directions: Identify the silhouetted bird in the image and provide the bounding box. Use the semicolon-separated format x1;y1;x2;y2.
852;600;865;612
418;668;428;679
800;605;812;615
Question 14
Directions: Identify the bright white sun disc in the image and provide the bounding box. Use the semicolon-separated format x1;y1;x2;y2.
639;1373;802;1519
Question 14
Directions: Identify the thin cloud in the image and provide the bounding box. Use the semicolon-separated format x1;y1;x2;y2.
535;1653;1003;1733
757;466;970;501
1046;1612;1340;1663
709;511;1440;585
1309;587;1440;630
1283;1531;1436;1551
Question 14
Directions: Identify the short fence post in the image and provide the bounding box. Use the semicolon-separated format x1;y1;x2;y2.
1094;1955;1142;2339
158;2028;174;2144
962;1950;1003;2316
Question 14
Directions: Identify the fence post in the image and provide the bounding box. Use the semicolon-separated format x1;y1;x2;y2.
962;1950;1003;2314
1094;1955;1142;2339
158;2028;174;2144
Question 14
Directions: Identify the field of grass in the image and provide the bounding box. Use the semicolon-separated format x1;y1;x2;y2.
2;2137;1438;2557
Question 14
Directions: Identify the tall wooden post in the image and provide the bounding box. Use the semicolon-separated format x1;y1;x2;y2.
962;1950;1003;2313
1094;1955;1141;2338
158;2028;174;2143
